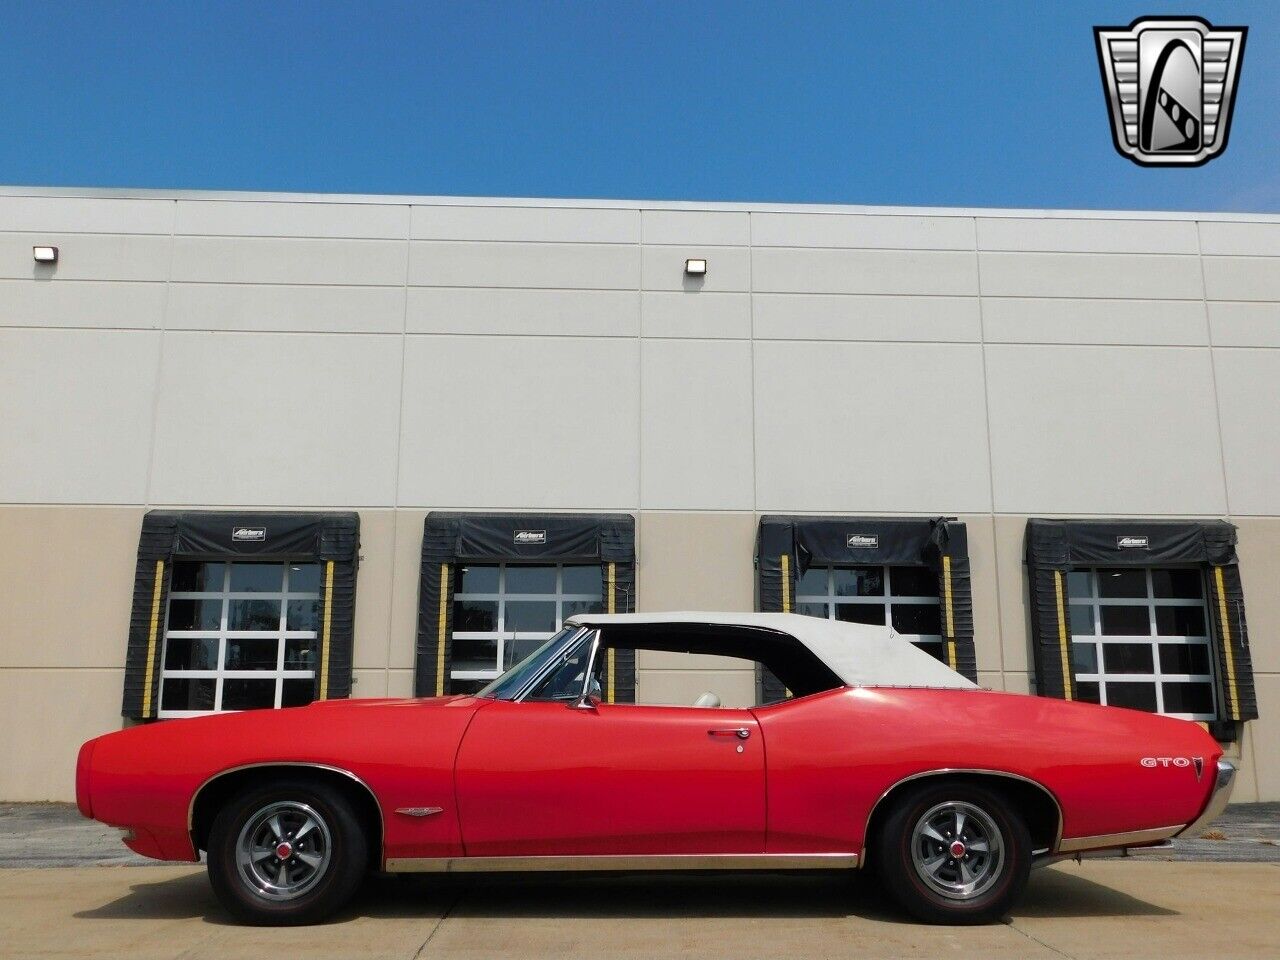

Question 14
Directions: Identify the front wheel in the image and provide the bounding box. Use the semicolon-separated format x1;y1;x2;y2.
872;782;1030;924
206;778;368;925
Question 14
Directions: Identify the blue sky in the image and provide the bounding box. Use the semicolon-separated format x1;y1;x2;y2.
1;1;1276;211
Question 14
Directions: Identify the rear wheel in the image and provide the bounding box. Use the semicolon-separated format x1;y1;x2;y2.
206;778;368;925
873;781;1030;924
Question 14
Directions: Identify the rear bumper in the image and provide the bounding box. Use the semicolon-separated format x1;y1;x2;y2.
1176;759;1237;839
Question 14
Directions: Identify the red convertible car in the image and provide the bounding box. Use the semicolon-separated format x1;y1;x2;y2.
76;612;1234;926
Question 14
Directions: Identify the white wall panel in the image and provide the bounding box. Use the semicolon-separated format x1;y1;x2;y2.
982;298;1208;345
175;200;409;239
753;248;978;296
1199;221;1280;257
171;237;405;286
1213;349;1280;515
1202;257;1280;301
166;283;405;334
754;293;980;341
0;329;159;503
1208;301;1280;348
0;233;171;281
642;210;749;246
979;252;1203;299
640;339;754;509
150;332;402;506
642;246;749;292
641;292;750;339
0;196;173;234
409;241;639;290
976;218;1198;254
397;336;639;507
411;205;638;243
0;279;166;329
753;341;991;512
985;345;1226;514
751;213;974;250
408;287;638;337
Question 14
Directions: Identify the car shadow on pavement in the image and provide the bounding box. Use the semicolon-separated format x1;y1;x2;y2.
72;865;1174;925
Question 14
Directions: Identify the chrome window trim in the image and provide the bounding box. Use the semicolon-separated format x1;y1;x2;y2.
385;853;859;873
858;768;1065;865
508;627;595;703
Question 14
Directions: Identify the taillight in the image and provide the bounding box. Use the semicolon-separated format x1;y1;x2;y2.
75;739;95;819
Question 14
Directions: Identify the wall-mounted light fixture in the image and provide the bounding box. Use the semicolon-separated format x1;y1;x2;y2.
684;258;707;276
33;246;59;264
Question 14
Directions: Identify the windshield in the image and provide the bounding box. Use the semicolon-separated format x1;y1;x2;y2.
475;624;584;700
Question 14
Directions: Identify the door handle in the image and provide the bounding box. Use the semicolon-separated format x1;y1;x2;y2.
708;728;751;740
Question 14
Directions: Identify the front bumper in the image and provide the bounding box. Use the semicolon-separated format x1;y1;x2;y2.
1176;759;1237;838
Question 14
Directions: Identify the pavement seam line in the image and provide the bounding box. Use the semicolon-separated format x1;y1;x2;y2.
1004;916;1077;959
411;893;459;959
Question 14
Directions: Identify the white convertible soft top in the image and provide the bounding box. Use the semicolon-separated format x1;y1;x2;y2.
565;611;976;690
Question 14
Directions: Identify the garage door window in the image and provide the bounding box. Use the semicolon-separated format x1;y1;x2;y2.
159;560;321;716
795;565;944;661
1068;567;1217;720
450;563;604;694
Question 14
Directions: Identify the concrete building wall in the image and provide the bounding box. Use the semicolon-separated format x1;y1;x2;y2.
1;188;1278;802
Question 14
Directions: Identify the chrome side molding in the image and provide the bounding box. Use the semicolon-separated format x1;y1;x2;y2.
384;853;859;873
1056;824;1183;854
395;806;444;818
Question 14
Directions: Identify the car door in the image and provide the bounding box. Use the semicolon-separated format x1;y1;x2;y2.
454;696;766;857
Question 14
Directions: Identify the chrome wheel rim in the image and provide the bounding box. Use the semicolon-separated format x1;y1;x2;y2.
910;801;1005;901
235;801;332;901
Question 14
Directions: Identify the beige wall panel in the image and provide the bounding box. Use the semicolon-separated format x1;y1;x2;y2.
1224;721;1261;803
1202;256;1280;301
398;336;639;508
642;210;749;246
0;195;173;234
1246;676;1280;801
150;332;402;507
409;241;639;290
0;507;141;668
407;287;639;337
754;293;980;342
171;237;405;286
1002;672;1034;696
388;509;428;671
1198;221;1280;257
174;200;409;239
640;339;754;509
977;671;1005;691
411;205;638;243
753;248;978;296
980;253;1203;299
985;345;1227;515
641;246;749;293
350;668;389;699
640;292;750;339
0;233;171;282
1213;349;1280;516
636;668;757;708
167;283;406;334
0;278;167;329
636;512;757;612
961;515;1003;673
1208;302;1280;348
754;341;992;513
993;515;1033;675
351;510;395;670
635;649;757;672
751;213;975;250
0;669;123;801
976;218;1199;254
0;328;160;504
386;668;415;699
1234;518;1280;674
981;298;1208;346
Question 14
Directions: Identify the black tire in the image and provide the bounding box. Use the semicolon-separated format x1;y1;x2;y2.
872;781;1031;925
206;777;369;925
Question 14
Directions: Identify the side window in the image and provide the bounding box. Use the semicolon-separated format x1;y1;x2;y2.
524;632;597;702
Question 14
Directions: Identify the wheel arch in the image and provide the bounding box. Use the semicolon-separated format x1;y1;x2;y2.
188;763;385;866
859;769;1063;867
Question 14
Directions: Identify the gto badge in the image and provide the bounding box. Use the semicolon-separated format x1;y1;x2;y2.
1140;756;1199;771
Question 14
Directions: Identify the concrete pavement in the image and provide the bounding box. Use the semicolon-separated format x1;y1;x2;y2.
0;861;1277;960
